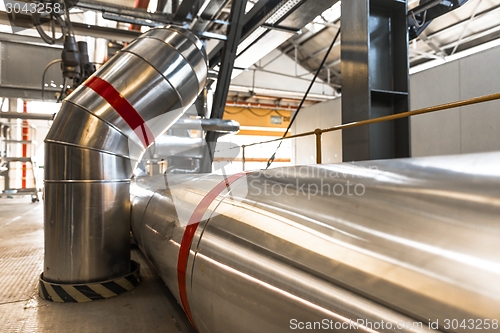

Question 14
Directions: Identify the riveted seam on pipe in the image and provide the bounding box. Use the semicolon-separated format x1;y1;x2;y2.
64;99;143;149
134;34;207;92
120;48;187;108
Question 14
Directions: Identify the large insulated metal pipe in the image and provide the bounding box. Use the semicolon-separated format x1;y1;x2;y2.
43;26;207;284
131;152;500;333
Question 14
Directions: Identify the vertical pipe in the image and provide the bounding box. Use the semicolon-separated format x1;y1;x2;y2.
294;45;298;77
315;128;322;164
42;27;207;285
242;145;246;171
172;0;179;13
21;101;28;188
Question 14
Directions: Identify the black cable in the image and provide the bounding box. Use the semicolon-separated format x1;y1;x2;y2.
275;110;291;118
247;109;275;117
265;27;341;170
56;78;67;103
224;107;247;115
32;11;67;45
63;1;76;38
41;59;63;101
225;108;293;117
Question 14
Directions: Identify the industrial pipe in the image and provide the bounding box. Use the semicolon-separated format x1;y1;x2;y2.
172;118;240;134
0;112;55;121
42;26;207;285
152;135;205;159
131;152;500;333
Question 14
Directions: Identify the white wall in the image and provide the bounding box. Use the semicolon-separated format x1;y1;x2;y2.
291;98;342;166
411;45;500;156
291;44;500;164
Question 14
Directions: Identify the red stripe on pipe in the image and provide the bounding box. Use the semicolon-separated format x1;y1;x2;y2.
177;172;248;328
85;76;153;148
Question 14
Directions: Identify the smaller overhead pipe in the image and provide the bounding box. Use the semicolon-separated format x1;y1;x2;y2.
172;118;240;133
0;112;55;121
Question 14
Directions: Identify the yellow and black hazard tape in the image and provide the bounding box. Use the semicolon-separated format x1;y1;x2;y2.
38;261;140;303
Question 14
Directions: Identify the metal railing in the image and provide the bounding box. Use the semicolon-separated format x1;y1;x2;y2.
227;92;500;168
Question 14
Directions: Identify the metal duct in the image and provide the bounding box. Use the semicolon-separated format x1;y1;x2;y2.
152;135;205;159
0;112;56;121
131;152;500;333
43;26;207;284
171;118;240;134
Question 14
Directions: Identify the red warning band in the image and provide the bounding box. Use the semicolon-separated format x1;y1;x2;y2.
177;172;248;328
85;76;154;148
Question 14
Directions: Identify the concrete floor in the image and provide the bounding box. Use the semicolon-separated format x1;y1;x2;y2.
0;196;196;333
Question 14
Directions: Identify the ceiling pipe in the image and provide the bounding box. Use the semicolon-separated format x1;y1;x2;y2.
172;118;240;133
40;27;207;295
0;112;55;121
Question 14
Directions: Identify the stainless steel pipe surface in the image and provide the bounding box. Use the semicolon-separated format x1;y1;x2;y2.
43;26;207;283
131;152;500;333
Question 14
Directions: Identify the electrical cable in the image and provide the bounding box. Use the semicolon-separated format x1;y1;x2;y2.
224;108;247;115
224;108;292;118
265;27;341;169
275;110;290;118
56;78;67;103
64;4;76;38
41;59;63;101
411;9;427;28
32;10;67;44
247;109;276;117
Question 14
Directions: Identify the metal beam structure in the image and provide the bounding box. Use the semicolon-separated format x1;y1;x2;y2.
76;0;175;25
341;0;410;162
191;0;230;32
409;3;500;65
174;0;203;21
208;0;285;69
0;11;141;42
202;0;247;172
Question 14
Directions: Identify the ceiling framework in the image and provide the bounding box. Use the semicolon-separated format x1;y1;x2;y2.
0;0;498;108
277;0;500;91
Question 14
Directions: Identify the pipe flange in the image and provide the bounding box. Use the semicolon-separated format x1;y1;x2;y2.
38;261;140;303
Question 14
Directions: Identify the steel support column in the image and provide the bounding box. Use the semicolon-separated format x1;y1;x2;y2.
174;0;203;21
202;0;247;172
341;0;410;161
